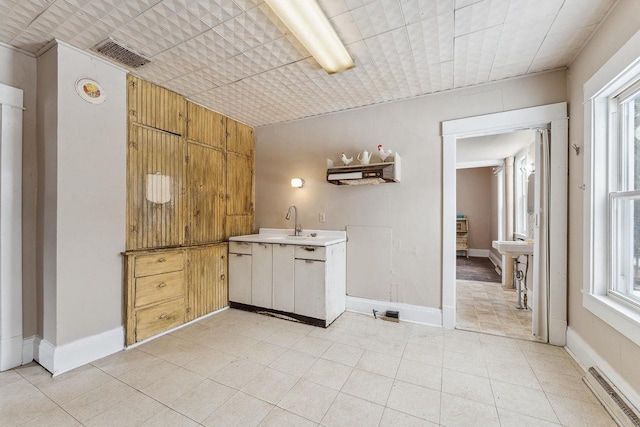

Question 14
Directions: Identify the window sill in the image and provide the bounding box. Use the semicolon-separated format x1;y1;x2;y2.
583;292;640;347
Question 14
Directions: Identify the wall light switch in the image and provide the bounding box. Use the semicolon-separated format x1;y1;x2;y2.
319;212;326;222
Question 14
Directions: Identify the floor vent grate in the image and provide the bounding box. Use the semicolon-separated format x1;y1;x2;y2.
584;367;640;427
91;38;150;69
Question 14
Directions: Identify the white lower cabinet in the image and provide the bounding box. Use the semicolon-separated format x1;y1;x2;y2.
273;244;295;312
294;259;325;319
229;239;346;326
229;253;251;304
251;243;273;308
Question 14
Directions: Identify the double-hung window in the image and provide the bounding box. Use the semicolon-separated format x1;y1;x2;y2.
609;82;640;308
583;41;640;346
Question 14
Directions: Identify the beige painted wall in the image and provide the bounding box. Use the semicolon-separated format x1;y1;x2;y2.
567;0;640;393
255;70;567;309
490;171;501;260
36;45;58;343
0;44;37;338
37;43;127;346
456;167;493;251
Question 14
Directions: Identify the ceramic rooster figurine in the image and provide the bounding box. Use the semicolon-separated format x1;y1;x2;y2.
377;144;393;162
341;152;353;166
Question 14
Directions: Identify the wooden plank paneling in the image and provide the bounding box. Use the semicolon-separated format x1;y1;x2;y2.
226;215;254;239
128;75;186;136
227;152;253;216
127;124;186;250
187;102;225;149
186;244;228;320
187;143;225;244
226;118;254;156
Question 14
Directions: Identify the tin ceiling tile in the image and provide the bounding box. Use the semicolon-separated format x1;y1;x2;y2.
317;0;349;18
549;0;615;33
454;0;509;37
351;0;404;39
454;0;483;9
330;11;363;45
0;0;618;125
400;0;454;25
176;0;242;27
453;24;501;87
0;0;51;44
407;11;454;66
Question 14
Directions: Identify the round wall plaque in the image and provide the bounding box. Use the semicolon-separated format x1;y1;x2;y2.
75;78;106;104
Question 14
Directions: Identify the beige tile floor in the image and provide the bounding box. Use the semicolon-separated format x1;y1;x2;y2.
0;309;615;426
456;279;539;341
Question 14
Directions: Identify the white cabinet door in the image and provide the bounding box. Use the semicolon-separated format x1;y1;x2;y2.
251;243;273;308
229;253;251;304
294;259;325;319
273;244;294;312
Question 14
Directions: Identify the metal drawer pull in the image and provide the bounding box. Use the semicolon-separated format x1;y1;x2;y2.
305;260;314;263
157;282;167;288
280;244;287;247
235;253;243;257
157;257;166;263
303;247;315;251
220;274;226;280
159;313;168;320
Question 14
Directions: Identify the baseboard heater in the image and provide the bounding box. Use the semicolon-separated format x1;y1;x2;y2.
583;367;640;426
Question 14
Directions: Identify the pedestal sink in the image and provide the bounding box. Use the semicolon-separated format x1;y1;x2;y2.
492;240;534;310
492;240;534;257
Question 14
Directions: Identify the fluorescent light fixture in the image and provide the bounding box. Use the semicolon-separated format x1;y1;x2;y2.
291;178;305;188
265;0;355;74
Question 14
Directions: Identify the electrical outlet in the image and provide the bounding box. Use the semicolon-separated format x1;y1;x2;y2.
319;212;326;222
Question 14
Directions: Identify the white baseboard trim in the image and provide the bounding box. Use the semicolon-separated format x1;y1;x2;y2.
346;296;442;327
0;334;23;371
22;335;35;365
127;306;229;350
566;326;640;410
35;326;124;376
468;249;490;258
488;250;502;269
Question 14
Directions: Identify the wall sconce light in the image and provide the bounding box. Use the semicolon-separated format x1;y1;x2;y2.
291;178;305;188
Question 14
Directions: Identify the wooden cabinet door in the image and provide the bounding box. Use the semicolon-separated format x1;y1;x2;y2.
229;253;252;305
226;118;254;156
128;76;186;135
127;125;186;250
186;244;228;321
187;102;225;149
273;244;295;312
187;143;225;244
294;259;326;319
251;243;273;308
227;152;253;216
226;215;254;239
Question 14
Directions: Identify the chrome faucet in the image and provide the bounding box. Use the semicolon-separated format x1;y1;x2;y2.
285;205;302;236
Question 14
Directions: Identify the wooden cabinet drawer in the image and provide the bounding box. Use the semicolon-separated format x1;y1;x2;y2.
135;298;185;341
229;241;252;255
135;271;184;308
135;252;184;277
294;245;326;261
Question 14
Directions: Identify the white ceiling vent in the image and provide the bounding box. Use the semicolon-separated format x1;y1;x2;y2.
91;38;150;69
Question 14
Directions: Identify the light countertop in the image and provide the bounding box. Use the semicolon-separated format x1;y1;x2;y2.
229;228;346;247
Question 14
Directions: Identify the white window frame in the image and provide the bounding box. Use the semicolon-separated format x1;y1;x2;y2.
583;32;640;347
514;150;528;239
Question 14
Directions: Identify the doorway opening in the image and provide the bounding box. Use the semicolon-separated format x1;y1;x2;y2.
442;103;568;346
454;130;538;341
